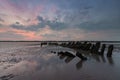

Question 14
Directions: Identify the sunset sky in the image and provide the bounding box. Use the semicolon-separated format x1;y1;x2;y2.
0;0;120;41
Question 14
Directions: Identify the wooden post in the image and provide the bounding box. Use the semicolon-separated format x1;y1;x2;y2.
91;44;95;53
82;42;87;50
76;52;87;60
107;45;114;57
94;42;101;54
86;43;92;50
100;44;106;55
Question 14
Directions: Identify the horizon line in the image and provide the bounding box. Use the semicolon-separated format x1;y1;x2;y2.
0;40;120;42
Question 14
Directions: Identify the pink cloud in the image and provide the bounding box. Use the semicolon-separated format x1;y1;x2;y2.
0;23;118;41
10;28;43;40
0;26;43;40
0;26;11;33
0;0;44;26
0;28;6;33
36;26;86;41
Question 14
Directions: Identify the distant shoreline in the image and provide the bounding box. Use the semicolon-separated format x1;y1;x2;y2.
0;41;120;43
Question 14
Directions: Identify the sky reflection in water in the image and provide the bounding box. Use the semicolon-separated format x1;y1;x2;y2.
0;45;120;80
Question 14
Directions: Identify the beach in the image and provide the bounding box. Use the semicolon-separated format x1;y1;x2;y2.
0;41;120;80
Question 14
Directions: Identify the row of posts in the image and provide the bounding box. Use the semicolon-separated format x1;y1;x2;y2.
60;41;114;57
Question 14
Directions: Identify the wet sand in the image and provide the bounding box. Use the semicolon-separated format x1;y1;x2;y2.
0;42;120;80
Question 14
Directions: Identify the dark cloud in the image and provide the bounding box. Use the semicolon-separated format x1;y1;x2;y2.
44;20;67;30
11;12;120;33
11;16;68;31
37;16;44;22
11;24;25;30
63;10;90;25
16;22;20;24
77;17;120;31
11;23;42;31
37;16;67;29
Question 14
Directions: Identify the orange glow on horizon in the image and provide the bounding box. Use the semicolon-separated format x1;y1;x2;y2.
11;28;43;40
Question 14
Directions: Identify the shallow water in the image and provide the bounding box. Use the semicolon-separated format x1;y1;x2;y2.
0;42;120;80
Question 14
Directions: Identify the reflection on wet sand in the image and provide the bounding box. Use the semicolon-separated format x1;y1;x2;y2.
56;51;86;70
57;51;75;63
65;56;75;63
0;42;119;80
100;55;106;63
91;54;101;62
107;57;114;65
59;41;116;66
76;60;85;70
91;54;114;65
51;48;115;70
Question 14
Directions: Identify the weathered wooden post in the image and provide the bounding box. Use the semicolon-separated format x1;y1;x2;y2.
65;56;75;63
86;43;92;50
79;42;82;49
41;43;42;47
107;45;114;57
107;57;114;65
76;60;84;70
76;52;87;60
64;51;75;57
91;44;95;53
82;41;87;50
58;52;66;59
99;44;106;55
94;42;101;54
